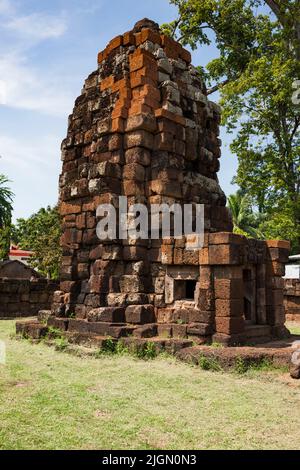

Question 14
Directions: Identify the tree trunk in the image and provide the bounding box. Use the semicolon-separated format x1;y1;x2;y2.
264;0;300;59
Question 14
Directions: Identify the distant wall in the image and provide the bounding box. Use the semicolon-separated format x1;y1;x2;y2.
0;260;40;280
284;279;300;321
0;278;59;318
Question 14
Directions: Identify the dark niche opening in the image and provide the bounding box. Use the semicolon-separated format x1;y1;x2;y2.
174;279;197;301
243;268;256;323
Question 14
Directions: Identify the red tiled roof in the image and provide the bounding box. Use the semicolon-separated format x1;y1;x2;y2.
9;249;33;257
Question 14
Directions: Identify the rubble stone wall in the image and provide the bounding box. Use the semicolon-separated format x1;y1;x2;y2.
56;18;232;321
36;19;290;346
284;278;300;321
0;278;58;318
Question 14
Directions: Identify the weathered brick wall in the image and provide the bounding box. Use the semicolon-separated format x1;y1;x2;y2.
55;18;232;320
36;18;289;347
284;278;300;321
0;278;59;318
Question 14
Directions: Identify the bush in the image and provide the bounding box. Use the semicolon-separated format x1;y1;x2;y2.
198;354;222;372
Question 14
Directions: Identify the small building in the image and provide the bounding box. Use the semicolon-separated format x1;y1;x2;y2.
0;260;41;280
0;260;58;318
284;255;300;279
9;245;33;265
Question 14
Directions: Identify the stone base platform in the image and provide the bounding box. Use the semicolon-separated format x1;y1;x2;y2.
15;314;296;367
176;336;300;371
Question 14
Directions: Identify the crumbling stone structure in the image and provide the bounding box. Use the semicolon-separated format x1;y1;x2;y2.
0;260;41;280
0;261;58;319
0;278;58;319
284;279;300;321
17;19;290;348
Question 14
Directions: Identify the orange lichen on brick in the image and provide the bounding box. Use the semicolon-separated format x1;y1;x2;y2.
130;72;156;89
98;47;110;64
110;76;133;120
128;55;160;115
127;68;160;114
97;50;106;64
129;49;157;73
139;84;161;102
161;245;173;264
111;78;130;93
128;102;153;116
111;96;131;119
123;31;135;46
161;34;181;60
135;28;161;46
111;118;125;133
111;107;128;120
107;35;123;54
120;88;132;100
134;32;142;46
130;65;158;86
266;240;291;250
132;88;141;100
132;84;161;104
199;247;209;265
100;76;114;91
180;47;192;64
155;108;186;125
118;97;132;109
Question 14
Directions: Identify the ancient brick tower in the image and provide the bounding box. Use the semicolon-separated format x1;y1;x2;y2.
25;19;290;348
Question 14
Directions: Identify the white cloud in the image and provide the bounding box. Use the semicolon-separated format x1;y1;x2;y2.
0;133;61;220
0;53;74;116
0;0;13;15
76;1;104;15
0;133;60;171
0;79;7;104
6;12;67;40
0;2;71;115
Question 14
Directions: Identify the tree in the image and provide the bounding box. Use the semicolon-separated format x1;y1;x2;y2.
258;205;299;252
14;206;62;279
163;1;300;252
0;174;14;260
227;190;263;237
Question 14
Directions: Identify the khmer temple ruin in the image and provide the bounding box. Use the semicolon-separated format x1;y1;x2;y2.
17;19;291;349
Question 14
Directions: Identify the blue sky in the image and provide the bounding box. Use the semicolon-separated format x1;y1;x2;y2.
0;0;237;222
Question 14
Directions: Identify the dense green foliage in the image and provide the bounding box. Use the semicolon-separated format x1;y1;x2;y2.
227;190;263;237
163;1;300;252
0;175;14;260
14;206;62;279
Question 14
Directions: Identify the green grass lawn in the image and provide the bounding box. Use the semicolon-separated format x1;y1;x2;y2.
1;320;300;450
287;322;300;335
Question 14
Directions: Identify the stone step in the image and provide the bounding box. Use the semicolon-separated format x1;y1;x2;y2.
132;322;213;340
157;322;213;339
245;325;271;338
66;332;117;348
38;310;52;322
87;307;125;323
245;336;273;346
121;336;194;354
67;319;136;338
16;320;47;340
65;331;194;354
48;316;69;331
46;317;213;340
